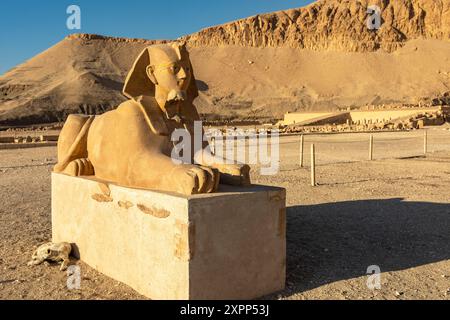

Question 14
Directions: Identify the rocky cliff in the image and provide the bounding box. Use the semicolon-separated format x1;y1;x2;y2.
183;0;450;52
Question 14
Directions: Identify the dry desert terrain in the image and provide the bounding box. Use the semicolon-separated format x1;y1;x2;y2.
1;129;449;300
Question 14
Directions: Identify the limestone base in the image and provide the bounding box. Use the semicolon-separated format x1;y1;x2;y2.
52;173;286;300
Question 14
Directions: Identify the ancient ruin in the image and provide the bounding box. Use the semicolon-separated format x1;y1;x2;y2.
2;0;450;302
279;106;450;134
50;43;286;300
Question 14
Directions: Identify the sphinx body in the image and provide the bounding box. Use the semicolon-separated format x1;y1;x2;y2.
54;43;250;195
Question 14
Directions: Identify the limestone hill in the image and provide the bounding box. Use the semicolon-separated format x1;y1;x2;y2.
1;0;450;125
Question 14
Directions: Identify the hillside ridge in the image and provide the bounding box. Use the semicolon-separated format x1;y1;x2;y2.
1;0;450;125
182;0;450;52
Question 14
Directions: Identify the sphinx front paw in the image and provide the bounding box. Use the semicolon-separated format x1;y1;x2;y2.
218;164;251;186
172;165;218;195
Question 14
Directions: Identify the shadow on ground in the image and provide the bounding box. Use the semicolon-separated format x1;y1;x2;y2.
282;198;450;295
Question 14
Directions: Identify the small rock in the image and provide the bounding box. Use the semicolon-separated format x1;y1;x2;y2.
394;291;404;296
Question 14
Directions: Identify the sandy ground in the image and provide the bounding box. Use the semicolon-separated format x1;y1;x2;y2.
0;130;449;300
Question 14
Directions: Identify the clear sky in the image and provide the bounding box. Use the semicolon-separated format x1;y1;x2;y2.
0;0;315;75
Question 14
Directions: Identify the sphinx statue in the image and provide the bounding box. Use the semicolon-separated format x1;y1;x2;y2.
54;43;251;195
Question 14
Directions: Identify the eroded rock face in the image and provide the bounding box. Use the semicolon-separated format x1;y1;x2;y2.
182;0;450;52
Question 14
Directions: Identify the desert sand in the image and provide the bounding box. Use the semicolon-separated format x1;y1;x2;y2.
1;130;449;300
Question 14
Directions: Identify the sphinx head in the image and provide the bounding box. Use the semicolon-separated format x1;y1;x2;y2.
123;43;198;117
146;43;192;114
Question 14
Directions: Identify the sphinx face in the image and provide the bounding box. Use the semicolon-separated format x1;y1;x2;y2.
146;44;192;117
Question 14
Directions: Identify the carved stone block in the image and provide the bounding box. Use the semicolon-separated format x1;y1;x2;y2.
52;172;286;300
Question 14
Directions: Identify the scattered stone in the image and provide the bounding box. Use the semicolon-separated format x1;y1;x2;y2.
394;290;404;296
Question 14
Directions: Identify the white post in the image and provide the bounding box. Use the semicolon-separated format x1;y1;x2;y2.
211;136;216;155
300;135;304;167
369;134;373;161
311;144;316;187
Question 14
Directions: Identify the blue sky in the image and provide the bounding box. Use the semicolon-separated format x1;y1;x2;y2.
0;0;314;75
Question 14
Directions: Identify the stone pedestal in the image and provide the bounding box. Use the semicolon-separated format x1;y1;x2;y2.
52;173;286;300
